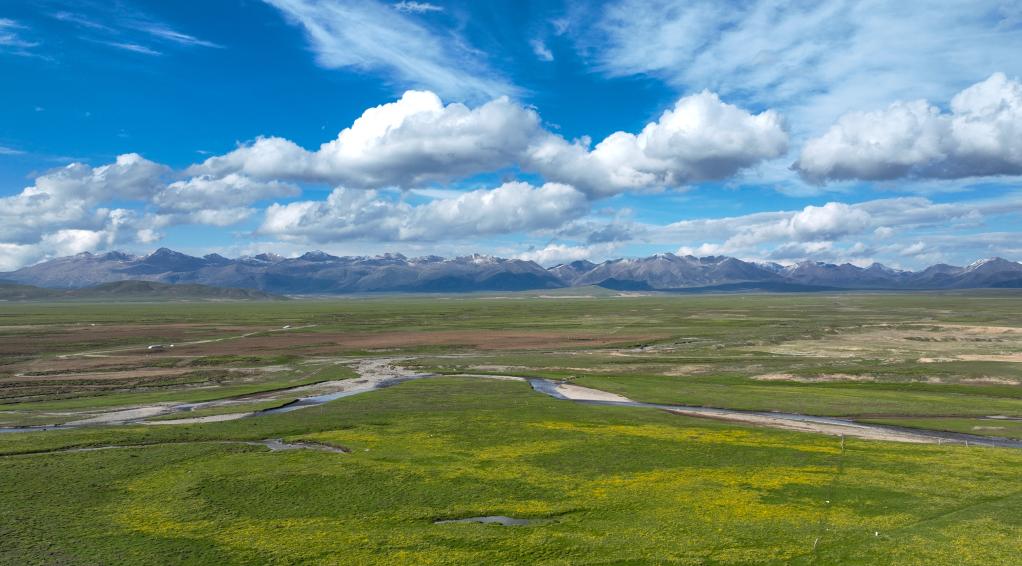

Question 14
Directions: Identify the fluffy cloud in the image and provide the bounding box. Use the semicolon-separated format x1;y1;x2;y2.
0;221;146;271
0;154;166;243
795;100;946;181
688;202;872;252
29;153;166;202
260;182;588;242
785;202;872;241
193;89;786;196
0;154;303;269
796;73;1022;182
654;192;1022;264
0;154;299;241
192;91;543;188
515;243;620;266
157;174;297;211
526;91;787;196
764;241;838;261
153;173;299;225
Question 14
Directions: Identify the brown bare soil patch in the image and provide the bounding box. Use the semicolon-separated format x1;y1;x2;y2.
6;355;172;375
172;330;666;355
1;368;198;383
0;324;252;356
761;322;1022;361
751;373;877;383
662;364;711;376
956;354;1022;363
468;364;640;375
932;324;1022;335
961;377;1021;385
338;330;667;351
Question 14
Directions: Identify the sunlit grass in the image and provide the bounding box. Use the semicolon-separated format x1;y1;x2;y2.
2;293;1022;563
2;378;1020;564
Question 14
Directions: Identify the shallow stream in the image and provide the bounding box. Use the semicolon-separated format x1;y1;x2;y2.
3;368;1022;450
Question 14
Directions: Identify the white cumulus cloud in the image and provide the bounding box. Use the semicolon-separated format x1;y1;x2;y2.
796;73;1022;182
260;182;589;243
516;242;620;266
193;89;787;197
651;192;1022;265
786;202;872;241
0;154;166;243
192;91;543;188
0;154;304;269
525;90;788;196
155;173;299;213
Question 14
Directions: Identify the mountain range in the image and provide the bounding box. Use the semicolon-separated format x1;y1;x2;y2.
2;249;1021;294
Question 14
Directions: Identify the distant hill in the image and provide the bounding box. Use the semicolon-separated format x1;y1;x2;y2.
551;253;1022;292
0;249;562;294
1;248;1021;294
0;280;281;301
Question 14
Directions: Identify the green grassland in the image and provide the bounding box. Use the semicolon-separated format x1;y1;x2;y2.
2;378;1022;565
1;292;1021;563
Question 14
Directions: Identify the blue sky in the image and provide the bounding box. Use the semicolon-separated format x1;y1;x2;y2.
1;0;1022;270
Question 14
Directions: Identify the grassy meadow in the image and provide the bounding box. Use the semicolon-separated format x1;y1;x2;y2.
1;291;1021;563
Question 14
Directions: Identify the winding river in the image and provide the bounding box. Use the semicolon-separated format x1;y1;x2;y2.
3;363;1021;450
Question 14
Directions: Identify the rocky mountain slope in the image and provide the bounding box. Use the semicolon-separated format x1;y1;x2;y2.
1;249;562;294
